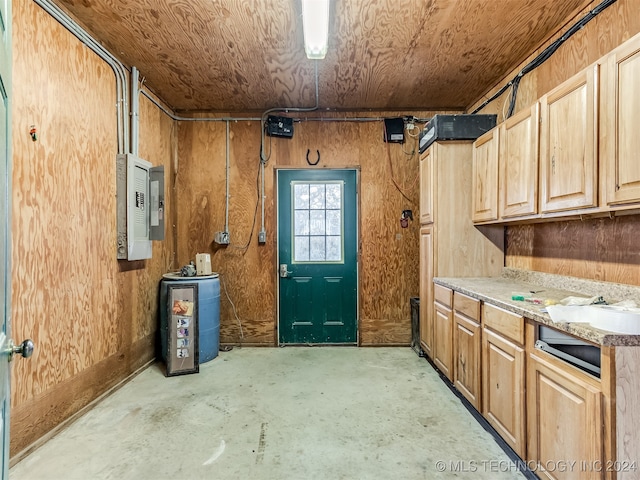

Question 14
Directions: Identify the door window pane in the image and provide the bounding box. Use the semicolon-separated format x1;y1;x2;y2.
309;236;326;261
326;236;341;261
294;236;310;261
310;184;325;209
294;184;310;209
310;210;325;235
292;181;343;263
326;184;341;208
326;210;340;236
294;210;310;236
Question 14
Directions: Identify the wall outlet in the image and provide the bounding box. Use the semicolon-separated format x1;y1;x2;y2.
214;231;230;245
258;230;266;244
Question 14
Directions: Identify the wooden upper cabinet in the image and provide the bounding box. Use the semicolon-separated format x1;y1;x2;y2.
499;103;540;219
540;66;599;213
419;148;434;224
602;33;640;206
472;128;500;222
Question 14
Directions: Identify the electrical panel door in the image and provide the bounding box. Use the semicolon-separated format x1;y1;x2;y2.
116;154;164;260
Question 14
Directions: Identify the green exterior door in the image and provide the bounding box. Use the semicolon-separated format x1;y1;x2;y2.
277;169;358;344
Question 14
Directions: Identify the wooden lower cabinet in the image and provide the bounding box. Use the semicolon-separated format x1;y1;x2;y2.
432;295;619;479
527;351;604;480
434;295;453;381
482;327;526;458
419;227;433;357
453;293;482;410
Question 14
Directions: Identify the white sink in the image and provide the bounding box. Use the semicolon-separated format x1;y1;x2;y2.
546;305;640;335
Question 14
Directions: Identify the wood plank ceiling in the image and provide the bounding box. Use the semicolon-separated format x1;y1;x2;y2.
55;0;592;112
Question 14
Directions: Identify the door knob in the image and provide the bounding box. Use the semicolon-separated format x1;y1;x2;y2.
7;339;34;362
279;264;293;278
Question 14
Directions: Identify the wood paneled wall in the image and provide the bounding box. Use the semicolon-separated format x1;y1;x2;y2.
12;0;639;463
469;0;640;286
177;114;437;346
507;216;640;285
9;0;175;457
177;119;278;344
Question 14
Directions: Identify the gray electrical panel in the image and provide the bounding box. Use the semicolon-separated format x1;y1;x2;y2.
116;154;164;260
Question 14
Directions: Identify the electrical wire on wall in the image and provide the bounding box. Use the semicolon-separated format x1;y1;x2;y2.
256;60;322;242
401;118;421;157
219;273;244;345
383;121;421;204
471;0;617;117
228;163;262;252
259;60;321;164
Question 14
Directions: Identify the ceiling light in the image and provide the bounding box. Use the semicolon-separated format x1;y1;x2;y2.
301;0;330;59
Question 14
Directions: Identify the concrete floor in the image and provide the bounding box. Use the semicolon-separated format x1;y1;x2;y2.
10;347;525;480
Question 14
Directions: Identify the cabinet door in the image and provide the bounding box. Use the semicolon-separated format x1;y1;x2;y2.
454;311;481;410
540;66;598;213
434;300;453;381
603;36;640;205
482;328;526;457
499;103;539;219
419;226;433;357
527;352;603;480
419;147;434;224
472;128;500;222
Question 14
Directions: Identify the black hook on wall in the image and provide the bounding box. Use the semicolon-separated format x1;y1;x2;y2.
306;149;320;166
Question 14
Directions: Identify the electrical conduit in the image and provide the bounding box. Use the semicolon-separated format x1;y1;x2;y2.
33;0;130;155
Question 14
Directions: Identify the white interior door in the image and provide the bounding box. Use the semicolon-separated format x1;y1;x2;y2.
0;0;13;475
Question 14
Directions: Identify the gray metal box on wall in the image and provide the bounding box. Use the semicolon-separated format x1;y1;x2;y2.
150;166;165;242
419;114;497;153
116;154;164;260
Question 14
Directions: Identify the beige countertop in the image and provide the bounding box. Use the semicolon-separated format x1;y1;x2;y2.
434;268;640;346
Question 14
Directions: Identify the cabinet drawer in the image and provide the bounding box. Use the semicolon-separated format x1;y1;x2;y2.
434;284;453;307
482;303;524;345
454;292;480;320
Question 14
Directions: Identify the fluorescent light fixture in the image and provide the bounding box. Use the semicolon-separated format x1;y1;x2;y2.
301;0;330;59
